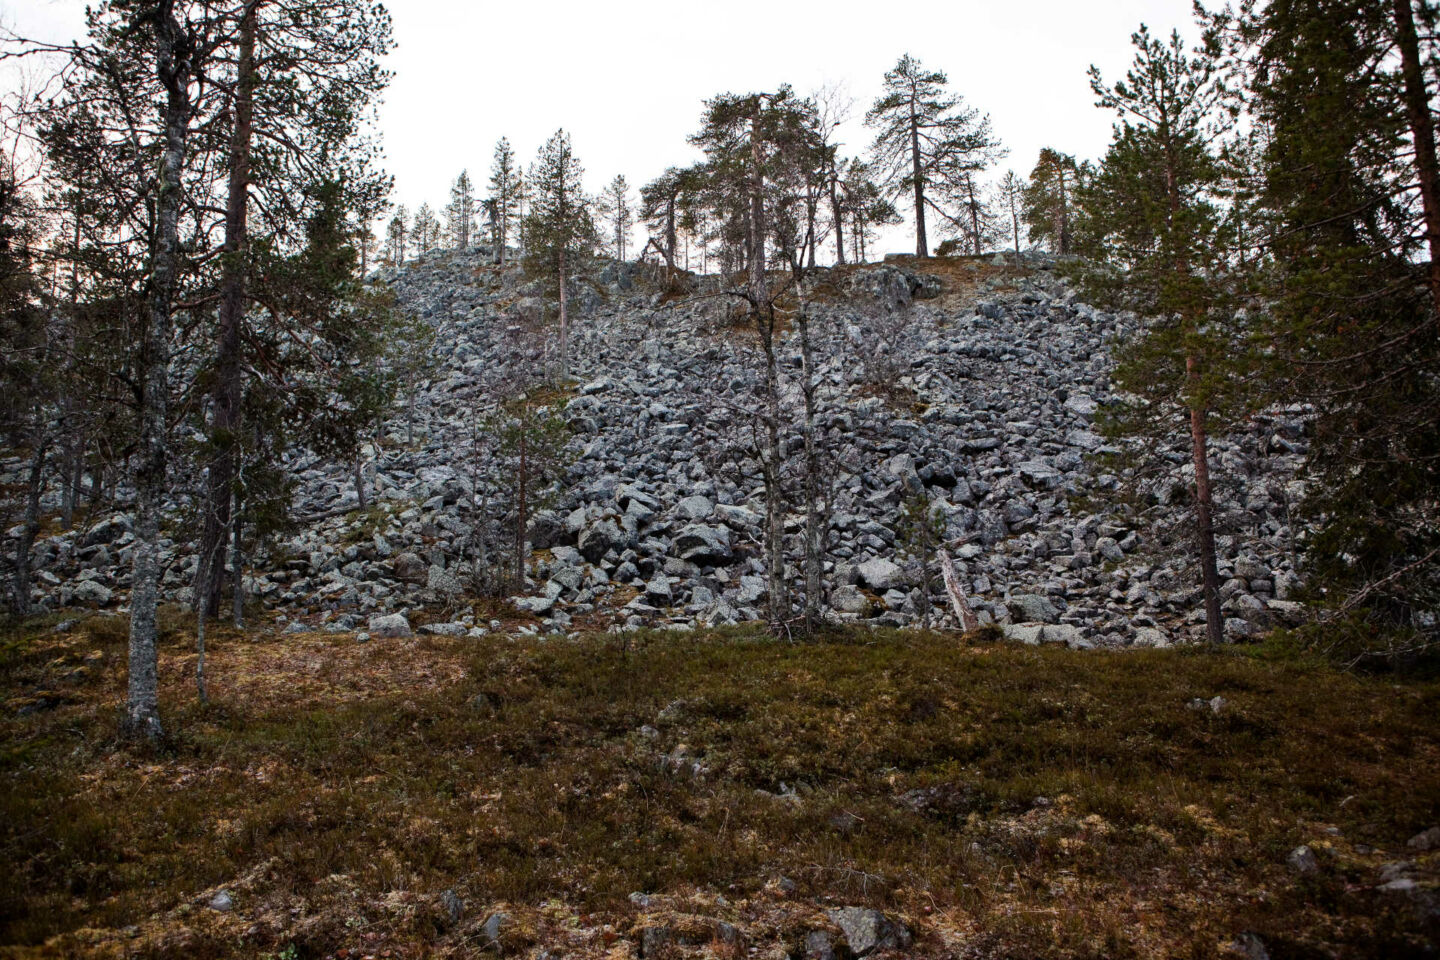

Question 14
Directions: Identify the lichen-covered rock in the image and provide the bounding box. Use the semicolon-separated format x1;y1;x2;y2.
367;613;411;638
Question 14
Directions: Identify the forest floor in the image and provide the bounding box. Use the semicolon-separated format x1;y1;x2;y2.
1;615;1438;959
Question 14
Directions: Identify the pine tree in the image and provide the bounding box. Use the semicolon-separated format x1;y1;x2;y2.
1023;148;1081;253
639;167;688;276
523;129;595;377
688;87;821;625
1077;25;1243;645
487;137;519;263
186;0;394;624
1205;0;1440;639
865;54;1003;257
447;169;476;249
0;168;54;620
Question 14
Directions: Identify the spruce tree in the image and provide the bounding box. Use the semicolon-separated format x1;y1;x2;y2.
448;169;476;249
523;129;595;377
488;138;519;263
601;174;633;261
412;202;440;254
385;205;408;265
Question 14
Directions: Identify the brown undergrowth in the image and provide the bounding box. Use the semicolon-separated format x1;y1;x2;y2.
1;620;1437;958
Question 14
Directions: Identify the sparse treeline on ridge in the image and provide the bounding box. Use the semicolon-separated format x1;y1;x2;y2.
0;0;1436;752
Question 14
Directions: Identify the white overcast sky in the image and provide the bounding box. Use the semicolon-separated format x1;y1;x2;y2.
6;0;1204;259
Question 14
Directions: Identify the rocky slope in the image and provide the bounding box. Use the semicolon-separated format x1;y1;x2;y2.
2;249;1310;645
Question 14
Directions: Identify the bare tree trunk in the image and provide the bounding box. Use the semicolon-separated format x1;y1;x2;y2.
11;425;48;619
749;116;787;625
1011;200;1020;258
664;201;677;282
760;335;787;626
60;213;84;533
749;119;767;307
805;195;817;269
354;453;367;510
557;248;569;377
1187;356;1224;644
199;0;256;616
516;427;528;588
798;297;823;629
230;499;243;629
194;592;208;703
968;175;982;256
127;1;193;740
910;105;927;257
1057;168;1071;255
1393;0;1440;317
938;549;979;633
829;174;845;265
61;435;83;530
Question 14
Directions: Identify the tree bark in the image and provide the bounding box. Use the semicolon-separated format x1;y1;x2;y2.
354;453;367;509
231;497;243;628
829;174;845;265
760;328;786;626
749;116;767;307
909;97;927;257
1056;167;1070;255
516;425;528;588
938;549;979;633
198;0;257;617
797;290;822;628
749;111;787;625
1187;356;1224;644
664;198;677;281
11;425;48;619
61;435;83;530
1393;0;1440;317
557;247;569;377
127;0;193;740
1011;197;1020;258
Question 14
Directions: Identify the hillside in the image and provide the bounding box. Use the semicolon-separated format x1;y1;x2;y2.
1;252;1308;647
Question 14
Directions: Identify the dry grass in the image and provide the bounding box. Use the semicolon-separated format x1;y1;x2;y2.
1;620;1437;959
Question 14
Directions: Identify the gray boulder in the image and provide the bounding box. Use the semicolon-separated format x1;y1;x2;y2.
368;613;412;638
578;518;623;563
675;495;714;520
71;580;113;606
390;551;428;583
830;584;872;615
1007;593;1060;624
673;524;732;564
825;907;911;957
856;557;905;591
1003;623;1045;645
